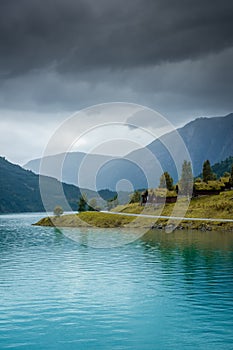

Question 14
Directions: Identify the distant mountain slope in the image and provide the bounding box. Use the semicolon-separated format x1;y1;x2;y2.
196;156;233;179
25;151;150;191
211;156;233;178
172;113;233;175
24;151;114;187
128;113;233;178
0;157;85;213
94;113;233;189
24;113;233;190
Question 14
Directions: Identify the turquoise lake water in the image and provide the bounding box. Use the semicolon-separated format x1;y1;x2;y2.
0;213;233;350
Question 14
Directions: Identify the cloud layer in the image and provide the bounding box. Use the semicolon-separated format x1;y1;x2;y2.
0;0;233;163
1;0;233;74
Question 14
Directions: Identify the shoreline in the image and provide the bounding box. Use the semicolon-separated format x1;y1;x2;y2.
33;212;233;232
34;190;233;232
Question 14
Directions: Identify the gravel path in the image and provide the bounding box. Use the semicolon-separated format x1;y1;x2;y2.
101;211;233;223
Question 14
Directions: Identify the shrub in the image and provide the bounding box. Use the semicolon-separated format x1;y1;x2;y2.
53;206;64;217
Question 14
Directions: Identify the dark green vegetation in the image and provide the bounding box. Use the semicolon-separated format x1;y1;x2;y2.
35;156;233;230
159;171;174;191
157;159;232;197
202;160;215;182
0;157;83;213
78;195;89;212
210;156;233;179
77;194;99;212
35;190;233;231
192;158;233;194
0;157;116;213
129;190;141;203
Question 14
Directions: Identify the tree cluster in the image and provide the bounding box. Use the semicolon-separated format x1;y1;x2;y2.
202;160;216;182
130;190;141;203
159;161;193;196
75;159;233;211
78;194;97;212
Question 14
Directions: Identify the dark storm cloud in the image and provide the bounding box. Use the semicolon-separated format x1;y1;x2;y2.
0;48;232;121
0;0;233;76
0;0;232;130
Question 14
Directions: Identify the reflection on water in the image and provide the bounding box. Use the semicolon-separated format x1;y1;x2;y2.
62;227;146;248
0;214;233;350
143;229;233;251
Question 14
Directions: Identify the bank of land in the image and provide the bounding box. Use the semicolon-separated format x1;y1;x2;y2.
35;190;233;231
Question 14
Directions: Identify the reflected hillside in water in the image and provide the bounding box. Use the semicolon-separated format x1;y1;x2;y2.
142;229;233;252
141;230;233;289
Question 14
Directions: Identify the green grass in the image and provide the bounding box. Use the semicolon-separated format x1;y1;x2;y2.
114;190;233;219
78;212;135;227
148;188;177;197
113;190;233;230
35;211;135;228
194;180;225;191
34;190;233;230
185;191;233;219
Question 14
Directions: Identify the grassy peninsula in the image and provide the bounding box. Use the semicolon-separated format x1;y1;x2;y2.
34;190;233;231
35;211;135;228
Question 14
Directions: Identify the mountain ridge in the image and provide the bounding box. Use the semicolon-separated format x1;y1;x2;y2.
0;156;90;213
24;113;233;190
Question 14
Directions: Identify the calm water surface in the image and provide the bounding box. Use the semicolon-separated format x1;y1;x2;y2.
0;213;233;349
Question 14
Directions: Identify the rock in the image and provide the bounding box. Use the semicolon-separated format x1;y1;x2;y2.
199;223;212;231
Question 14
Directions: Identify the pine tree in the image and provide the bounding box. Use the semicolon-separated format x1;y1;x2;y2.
230;164;233;187
159;172;174;191
203;160;213;182
179;160;193;196
130;190;141;203
78;195;87;212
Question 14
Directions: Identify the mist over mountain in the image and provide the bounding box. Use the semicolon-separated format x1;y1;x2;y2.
24;151;114;189
24;113;233;190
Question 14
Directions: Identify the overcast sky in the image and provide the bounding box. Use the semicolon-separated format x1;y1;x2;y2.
0;0;233;164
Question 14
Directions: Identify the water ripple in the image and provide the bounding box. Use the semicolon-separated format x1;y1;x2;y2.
0;214;233;349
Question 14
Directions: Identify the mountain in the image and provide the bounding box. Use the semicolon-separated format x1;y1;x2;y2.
168;113;233;175
24;151;151;191
98;113;233;188
24;113;233;190
0;157;96;213
24;151;115;189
